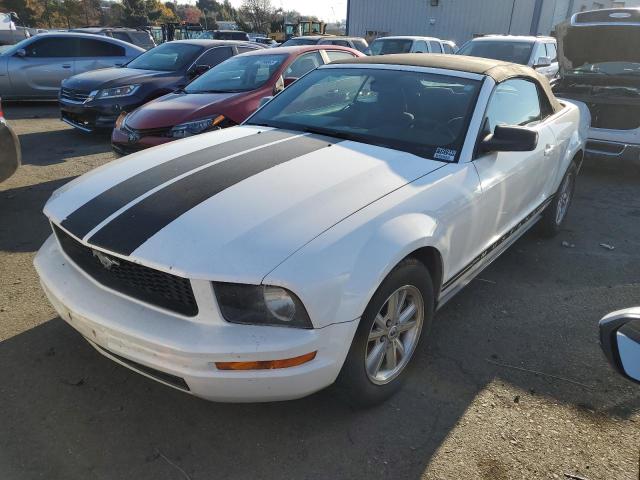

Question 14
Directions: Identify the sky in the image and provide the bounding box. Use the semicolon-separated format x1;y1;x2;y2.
226;0;348;22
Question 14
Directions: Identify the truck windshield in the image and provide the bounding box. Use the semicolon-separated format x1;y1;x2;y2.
458;40;534;65
369;39;413;55
246;67;481;161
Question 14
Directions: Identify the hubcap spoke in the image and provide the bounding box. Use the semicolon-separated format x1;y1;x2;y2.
394;338;405;359
366;341;386;377
368;329;386;341
397;319;417;333
385;341;397;370
386;292;399;322
398;302;417;325
374;313;386;330
395;289;407;319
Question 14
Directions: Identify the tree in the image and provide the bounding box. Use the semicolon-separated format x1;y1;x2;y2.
121;0;150;26
240;0;273;33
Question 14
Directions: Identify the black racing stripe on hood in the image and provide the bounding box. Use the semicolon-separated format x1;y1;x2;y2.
87;134;334;256
61;129;295;239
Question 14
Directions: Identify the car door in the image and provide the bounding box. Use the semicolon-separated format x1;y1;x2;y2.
74;38;129;76
7;36;77;98
472;78;557;242
531;42;554;80
545;42;559;79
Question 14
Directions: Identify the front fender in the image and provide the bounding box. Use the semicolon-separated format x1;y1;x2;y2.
264;211;442;329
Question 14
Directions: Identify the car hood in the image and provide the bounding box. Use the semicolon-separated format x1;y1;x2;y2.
62;67;178;91
556;21;640;80
44;126;445;283
125;91;241;129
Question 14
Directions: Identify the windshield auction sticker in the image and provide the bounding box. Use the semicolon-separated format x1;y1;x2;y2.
434;147;456;161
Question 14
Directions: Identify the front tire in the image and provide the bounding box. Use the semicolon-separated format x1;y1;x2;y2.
538;161;578;237
335;258;434;407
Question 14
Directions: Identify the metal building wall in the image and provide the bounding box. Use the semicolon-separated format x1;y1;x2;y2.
347;0;560;44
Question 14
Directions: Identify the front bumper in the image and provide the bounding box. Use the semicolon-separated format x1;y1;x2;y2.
111;126;174;156
59;97;143;132
34;235;357;402
585;138;640;163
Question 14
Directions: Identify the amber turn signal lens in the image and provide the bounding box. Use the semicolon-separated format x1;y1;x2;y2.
212;115;226;126
114;111;127;129
215;351;317;371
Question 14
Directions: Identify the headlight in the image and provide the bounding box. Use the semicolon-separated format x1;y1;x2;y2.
96;84;140;99
169;115;226;138
214;283;312;328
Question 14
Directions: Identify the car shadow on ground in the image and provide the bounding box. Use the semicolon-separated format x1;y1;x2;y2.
2;101;60;120
0;269;637;479
1;165;639;479
18;129;113;166
0;177;76;253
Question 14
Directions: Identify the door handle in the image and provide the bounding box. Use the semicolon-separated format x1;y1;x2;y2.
544;144;555;157
62;64;71;69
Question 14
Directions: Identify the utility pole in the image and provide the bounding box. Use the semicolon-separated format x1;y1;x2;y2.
507;0;516;34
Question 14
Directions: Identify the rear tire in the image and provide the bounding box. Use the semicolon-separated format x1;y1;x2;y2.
538;162;578;238
335;258;434;407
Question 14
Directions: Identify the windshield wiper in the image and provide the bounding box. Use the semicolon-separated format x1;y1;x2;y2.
299;125;361;142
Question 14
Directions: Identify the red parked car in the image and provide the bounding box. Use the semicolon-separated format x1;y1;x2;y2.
112;45;363;155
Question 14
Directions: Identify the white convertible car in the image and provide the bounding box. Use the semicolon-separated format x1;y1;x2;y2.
35;55;588;405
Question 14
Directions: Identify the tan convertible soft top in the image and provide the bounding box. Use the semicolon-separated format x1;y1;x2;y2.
330;53;563;113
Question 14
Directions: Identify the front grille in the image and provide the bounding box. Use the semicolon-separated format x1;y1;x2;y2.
123;123;172;138
60;87;91;103
53;225;198;316
92;341;190;391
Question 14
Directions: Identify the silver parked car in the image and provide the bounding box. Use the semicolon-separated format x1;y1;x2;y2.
0;32;144;100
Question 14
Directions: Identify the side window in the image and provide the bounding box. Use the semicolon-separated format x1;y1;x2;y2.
284;52;322;78
414;40;428;53
546;42;557;62
428;41;443;53
332;40;350;47
77;39;125;57
196;46;233;67
25;38;76;57
442;43;454;54
325;50;357;62
532;42;547;63
484;79;542;133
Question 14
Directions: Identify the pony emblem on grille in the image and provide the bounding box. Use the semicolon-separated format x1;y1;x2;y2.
92;250;120;270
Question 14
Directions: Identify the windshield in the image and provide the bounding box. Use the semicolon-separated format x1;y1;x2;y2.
246;67;480;161
458;40;534;65
127;43;203;71
185;54;287;93
369;39;413;55
568;61;640;76
281;38;319;47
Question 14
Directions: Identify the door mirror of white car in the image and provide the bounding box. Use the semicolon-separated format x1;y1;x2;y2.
599;308;640;384
480;125;538;153
534;56;551;68
258;96;273;108
15;48;26;58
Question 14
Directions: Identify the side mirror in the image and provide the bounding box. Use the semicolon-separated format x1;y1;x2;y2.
258;96;273;108
480;125;538;153
534;56;551;68
15;48;26;58
599;308;640;384
283;77;298;88
189;64;211;78
273;75;284;94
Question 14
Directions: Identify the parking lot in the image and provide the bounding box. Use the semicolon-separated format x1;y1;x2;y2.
0;102;639;479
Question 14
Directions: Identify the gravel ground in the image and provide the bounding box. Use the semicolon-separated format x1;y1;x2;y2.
1;103;638;480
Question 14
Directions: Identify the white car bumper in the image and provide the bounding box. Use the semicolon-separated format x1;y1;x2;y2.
34;235;358;402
